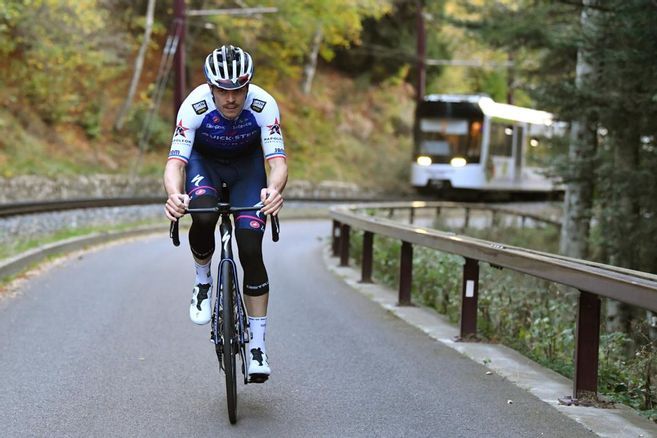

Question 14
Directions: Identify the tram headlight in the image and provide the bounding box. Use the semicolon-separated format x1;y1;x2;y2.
416;156;432;166
450;157;467;168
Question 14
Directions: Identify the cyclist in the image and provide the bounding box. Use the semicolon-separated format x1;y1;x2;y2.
163;44;287;382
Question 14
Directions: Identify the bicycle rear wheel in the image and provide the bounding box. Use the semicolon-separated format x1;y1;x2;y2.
221;262;238;424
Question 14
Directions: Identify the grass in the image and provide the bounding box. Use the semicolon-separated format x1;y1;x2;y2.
0;218;164;262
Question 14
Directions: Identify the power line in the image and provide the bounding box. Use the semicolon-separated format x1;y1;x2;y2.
186;7;277;17
348;44;512;68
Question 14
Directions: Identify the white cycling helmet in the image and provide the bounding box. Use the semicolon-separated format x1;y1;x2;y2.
204;44;254;90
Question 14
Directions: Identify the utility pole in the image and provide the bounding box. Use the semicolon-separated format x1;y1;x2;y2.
416;0;426;102
173;0;186;119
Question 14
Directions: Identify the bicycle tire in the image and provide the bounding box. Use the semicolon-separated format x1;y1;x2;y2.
221;261;238;424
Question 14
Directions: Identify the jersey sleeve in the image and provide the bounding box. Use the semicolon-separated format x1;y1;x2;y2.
168;89;207;163
255;96;286;161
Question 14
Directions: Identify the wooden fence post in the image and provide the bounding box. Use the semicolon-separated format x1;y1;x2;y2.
361;231;374;283
339;224;350;267
573;290;601;399
399;241;413;305
460;258;479;339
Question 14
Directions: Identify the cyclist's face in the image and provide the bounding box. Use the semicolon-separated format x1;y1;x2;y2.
211;85;248;120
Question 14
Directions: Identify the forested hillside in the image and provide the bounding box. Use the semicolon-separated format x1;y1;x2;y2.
0;0;524;190
0;0;418;190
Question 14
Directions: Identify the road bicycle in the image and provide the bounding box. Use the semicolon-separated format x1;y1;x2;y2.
169;193;279;424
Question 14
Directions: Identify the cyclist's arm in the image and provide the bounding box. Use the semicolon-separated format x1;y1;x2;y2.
254;90;287;216
164;158;189;221
260;157;287;216
163;86;208;220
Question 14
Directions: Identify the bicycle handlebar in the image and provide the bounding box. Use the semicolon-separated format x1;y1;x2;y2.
169;202;279;247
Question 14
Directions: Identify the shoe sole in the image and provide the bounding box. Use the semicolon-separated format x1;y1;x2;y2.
248;373;269;383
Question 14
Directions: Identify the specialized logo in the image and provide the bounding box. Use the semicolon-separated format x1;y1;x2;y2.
192;100;208;115
267;118;281;136
174;120;189;138
222;232;231;253
250;99;266;113
191;174;204;187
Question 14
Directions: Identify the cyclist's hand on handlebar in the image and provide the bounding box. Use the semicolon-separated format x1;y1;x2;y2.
165;193;190;221
260;188;283;216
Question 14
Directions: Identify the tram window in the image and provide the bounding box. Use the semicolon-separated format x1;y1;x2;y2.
417;118;482;162
489;123;513;157
420;139;450;155
420;119;468;135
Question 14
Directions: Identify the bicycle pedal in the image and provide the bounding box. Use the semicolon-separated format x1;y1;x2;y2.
248;374;269;384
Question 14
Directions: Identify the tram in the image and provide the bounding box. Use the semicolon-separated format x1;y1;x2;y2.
410;94;564;196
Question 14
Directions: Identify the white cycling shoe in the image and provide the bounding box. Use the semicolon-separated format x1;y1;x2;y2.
248;348;270;383
190;283;212;325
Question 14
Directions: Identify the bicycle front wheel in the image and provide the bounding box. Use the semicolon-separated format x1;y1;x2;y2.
221;261;238;424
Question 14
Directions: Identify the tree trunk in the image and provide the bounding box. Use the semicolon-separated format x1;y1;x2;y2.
559;123;596;258
506;51;514;105
559;0;597;259
301;26;323;95
606;126;641;335
114;0;156;131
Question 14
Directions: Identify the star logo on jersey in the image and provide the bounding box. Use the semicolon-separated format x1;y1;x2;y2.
267;118;281;136
174;120;189;138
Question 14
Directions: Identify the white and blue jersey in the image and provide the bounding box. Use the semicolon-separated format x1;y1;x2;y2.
168;83;286;162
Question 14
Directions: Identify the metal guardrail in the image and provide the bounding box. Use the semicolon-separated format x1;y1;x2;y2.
329;202;657;401
372;200;562;229
0;197;165;217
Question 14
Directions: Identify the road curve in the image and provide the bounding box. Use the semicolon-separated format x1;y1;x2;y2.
0;219;595;437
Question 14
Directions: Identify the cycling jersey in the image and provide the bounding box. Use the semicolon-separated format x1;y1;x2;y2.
167;83;286;162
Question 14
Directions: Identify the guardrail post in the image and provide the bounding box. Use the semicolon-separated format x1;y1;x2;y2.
573;290;601;399
332;220;340;257
399;241;413;306
409;208;415;224
360;231;374;283
460;258;479;339
491;210;497;228
339;224;351;267
464;208;471;229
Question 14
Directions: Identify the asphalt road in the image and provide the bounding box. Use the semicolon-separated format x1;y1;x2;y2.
0;219;596;437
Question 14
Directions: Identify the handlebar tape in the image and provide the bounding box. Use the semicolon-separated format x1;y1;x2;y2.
271;215;280;243
170;220;180;247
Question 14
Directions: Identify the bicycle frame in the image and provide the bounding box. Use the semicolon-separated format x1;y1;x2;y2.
214;213;250;383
